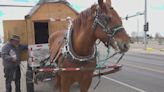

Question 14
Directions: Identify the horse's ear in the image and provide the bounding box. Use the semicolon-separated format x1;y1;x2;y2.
91;5;97;17
98;0;105;9
106;0;111;6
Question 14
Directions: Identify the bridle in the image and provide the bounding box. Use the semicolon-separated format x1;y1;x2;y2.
92;6;126;65
92;6;124;50
59;6;125;62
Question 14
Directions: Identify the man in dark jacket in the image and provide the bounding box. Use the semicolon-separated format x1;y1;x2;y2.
2;35;28;92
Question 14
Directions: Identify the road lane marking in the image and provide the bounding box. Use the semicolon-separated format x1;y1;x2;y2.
103;76;146;92
125;63;164;74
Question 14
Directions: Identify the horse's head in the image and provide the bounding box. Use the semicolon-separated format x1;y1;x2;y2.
91;0;130;53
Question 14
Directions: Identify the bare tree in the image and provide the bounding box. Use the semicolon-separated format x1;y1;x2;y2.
155;32;164;45
155;32;161;39
131;32;137;38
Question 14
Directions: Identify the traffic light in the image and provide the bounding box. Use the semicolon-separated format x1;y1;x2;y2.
125;15;128;20
144;22;149;32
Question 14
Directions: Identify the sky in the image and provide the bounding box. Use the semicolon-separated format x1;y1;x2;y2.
0;0;164;38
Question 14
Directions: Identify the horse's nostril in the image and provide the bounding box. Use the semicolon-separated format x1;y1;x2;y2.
124;44;127;49
123;44;129;50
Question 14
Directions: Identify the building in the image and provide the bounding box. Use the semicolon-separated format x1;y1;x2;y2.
3;0;78;45
3;0;78;60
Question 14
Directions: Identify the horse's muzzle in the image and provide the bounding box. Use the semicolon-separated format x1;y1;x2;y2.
117;42;130;53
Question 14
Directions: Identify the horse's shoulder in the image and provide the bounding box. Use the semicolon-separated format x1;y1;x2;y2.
49;30;66;45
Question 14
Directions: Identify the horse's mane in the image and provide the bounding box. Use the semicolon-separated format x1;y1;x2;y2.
72;5;97;31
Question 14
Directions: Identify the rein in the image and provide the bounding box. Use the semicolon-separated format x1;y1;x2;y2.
99;49;125;65
59;6;125;63
91;6;126;89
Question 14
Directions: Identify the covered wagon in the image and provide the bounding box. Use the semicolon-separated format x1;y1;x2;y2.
3;0;78;91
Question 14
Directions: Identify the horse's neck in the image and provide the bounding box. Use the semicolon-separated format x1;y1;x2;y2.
72;26;96;56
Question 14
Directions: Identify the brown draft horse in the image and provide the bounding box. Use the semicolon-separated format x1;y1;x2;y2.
49;0;130;92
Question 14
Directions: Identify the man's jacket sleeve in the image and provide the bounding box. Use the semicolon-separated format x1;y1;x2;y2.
1;46;13;62
19;44;28;51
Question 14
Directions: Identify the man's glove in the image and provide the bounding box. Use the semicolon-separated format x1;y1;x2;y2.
12;55;17;63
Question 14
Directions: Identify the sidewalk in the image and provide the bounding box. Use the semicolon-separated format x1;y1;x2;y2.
129;43;164;55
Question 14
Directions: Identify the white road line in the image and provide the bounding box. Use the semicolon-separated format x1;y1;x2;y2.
125;63;164;74
102;76;146;92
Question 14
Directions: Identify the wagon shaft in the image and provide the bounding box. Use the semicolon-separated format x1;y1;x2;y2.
93;65;122;77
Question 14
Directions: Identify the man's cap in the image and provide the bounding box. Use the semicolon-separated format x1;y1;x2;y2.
10;35;20;41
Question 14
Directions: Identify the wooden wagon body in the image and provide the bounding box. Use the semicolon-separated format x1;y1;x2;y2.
3;0;78;60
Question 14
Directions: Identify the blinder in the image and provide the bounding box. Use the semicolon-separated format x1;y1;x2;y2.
92;9;111;33
92;6;124;48
92;6;124;37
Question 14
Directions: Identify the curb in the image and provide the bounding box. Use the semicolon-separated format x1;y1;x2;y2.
146;48;164;52
129;48;164;56
129;50;164;56
160;49;164;52
146;48;153;52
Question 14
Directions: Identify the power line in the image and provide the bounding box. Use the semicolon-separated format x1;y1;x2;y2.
0;4;34;7
122;12;144;20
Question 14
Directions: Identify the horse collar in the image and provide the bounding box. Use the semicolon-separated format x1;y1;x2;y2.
61;27;97;62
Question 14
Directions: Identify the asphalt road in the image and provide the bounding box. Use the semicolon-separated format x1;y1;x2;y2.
0;50;164;92
107;52;164;92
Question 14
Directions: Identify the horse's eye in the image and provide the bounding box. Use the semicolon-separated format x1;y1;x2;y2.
110;7;113;10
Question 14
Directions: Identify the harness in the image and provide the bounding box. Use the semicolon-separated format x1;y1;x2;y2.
61;27;97;62
23;6;127;88
92;6;125;66
92;6;124;48
61;6;124;62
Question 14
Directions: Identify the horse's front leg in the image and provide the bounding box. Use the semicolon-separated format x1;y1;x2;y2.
79;77;92;92
54;74;61;91
60;74;73;92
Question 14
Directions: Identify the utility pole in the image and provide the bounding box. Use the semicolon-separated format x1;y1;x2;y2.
0;4;33;7
122;12;144;20
144;0;148;50
122;12;144;44
137;16;139;43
